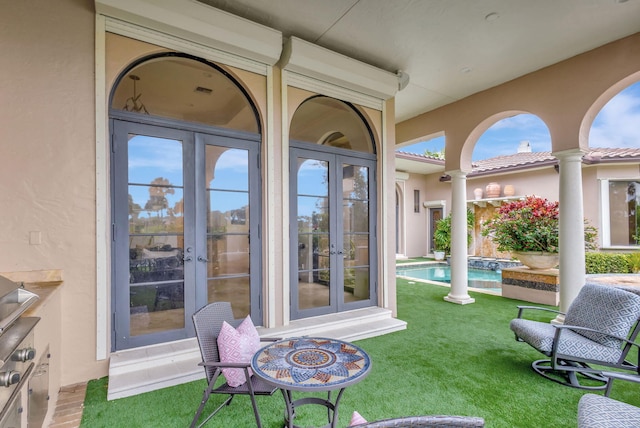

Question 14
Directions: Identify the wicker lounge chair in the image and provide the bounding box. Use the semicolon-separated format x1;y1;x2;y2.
510;283;640;390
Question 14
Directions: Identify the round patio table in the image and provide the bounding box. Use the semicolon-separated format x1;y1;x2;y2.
251;337;371;428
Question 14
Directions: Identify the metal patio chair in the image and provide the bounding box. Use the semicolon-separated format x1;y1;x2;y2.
510;283;640;390
190;302;279;428
578;393;640;428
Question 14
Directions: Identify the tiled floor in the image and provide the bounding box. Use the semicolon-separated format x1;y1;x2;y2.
49;383;87;428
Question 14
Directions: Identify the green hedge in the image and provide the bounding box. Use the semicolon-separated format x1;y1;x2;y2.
585;252;638;274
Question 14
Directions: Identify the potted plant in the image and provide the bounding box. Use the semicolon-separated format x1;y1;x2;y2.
433;209;474;261
482;195;596;270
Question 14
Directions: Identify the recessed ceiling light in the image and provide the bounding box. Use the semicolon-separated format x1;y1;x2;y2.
485;12;500;21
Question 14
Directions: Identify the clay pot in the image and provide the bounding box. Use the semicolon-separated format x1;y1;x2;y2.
485;182;501;198
473;188;483;200
503;184;515;197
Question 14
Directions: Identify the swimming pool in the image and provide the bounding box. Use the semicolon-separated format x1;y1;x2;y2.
396;263;502;293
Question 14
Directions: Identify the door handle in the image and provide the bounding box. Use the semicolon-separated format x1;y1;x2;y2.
184;246;193;262
197;256;209;262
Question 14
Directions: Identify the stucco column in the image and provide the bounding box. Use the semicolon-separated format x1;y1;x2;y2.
553;149;587;321
444;170;475;305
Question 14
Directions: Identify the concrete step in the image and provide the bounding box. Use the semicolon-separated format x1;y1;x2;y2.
107;307;406;400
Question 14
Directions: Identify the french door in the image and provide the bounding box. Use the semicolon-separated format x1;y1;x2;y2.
111;119;261;350
290;145;377;319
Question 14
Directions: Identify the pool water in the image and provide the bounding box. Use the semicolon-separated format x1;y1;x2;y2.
396;263;502;292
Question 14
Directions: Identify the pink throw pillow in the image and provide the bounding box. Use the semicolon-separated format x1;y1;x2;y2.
349;411;368;426
216;316;260;387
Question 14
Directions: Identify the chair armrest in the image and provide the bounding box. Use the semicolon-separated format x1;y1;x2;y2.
601;371;640;383
516;305;565;319
200;361;251;369
259;337;281;342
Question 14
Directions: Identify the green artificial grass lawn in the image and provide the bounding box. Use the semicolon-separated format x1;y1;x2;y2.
81;280;640;427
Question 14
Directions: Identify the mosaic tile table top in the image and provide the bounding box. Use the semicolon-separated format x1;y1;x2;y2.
251;337;371;391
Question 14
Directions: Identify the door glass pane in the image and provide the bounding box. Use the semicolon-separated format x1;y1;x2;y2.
342;163;370;303
297;158;330;310
128;135;185;336
207;277;250;319
205;146;251;313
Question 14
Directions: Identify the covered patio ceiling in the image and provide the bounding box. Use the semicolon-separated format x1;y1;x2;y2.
198;0;640;124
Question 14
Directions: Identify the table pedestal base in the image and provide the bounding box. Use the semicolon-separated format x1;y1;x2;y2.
282;388;346;428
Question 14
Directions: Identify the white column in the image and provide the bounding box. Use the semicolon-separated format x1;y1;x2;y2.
444;170;475;305
554;149;587;319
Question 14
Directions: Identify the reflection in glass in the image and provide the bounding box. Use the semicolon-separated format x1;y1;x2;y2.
290;97;374;153
297;157;331;311
609;181;640;245
207;277;250;319
129;282;185;336
297;196;329;233
206;235;249;276
342;165;368;200
343;201;369;234
204;145;252;308
342;163;370;303
208;191;249;231
128;135;184;235
344;267;369;303
112;56;259;133
206;147;249;191
297;159;329;196
126;133;186;337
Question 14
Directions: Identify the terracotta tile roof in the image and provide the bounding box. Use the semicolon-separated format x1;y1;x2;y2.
470;147;640;174
471;152;555;173
395;147;640;177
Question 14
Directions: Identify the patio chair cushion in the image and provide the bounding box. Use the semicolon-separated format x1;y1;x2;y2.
564;284;640;348
217;316;260;387
509;319;623;363
350;411;368;426
578;393;640;427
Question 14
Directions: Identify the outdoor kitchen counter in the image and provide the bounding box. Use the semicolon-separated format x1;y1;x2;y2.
22;281;64;317
0;270;63;428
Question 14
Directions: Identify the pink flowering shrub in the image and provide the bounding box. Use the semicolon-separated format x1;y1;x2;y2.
482;196;596;253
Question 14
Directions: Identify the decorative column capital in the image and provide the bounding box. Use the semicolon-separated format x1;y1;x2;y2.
552;148;587;163
446;169;467;179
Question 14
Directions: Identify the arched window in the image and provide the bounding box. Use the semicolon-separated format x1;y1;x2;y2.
290;96;375;153
111;54;259;133
289;96;377;320
110;53;262;350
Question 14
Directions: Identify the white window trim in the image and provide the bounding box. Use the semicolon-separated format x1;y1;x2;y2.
95;0;283;74
94;1;283;358
281;37;399;111
600;178;640;249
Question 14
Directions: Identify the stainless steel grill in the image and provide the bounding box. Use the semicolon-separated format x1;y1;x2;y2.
0;276;40;426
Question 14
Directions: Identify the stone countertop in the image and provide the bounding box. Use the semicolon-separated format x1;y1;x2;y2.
22;281;63;317
587;274;640;287
0;270;64;317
